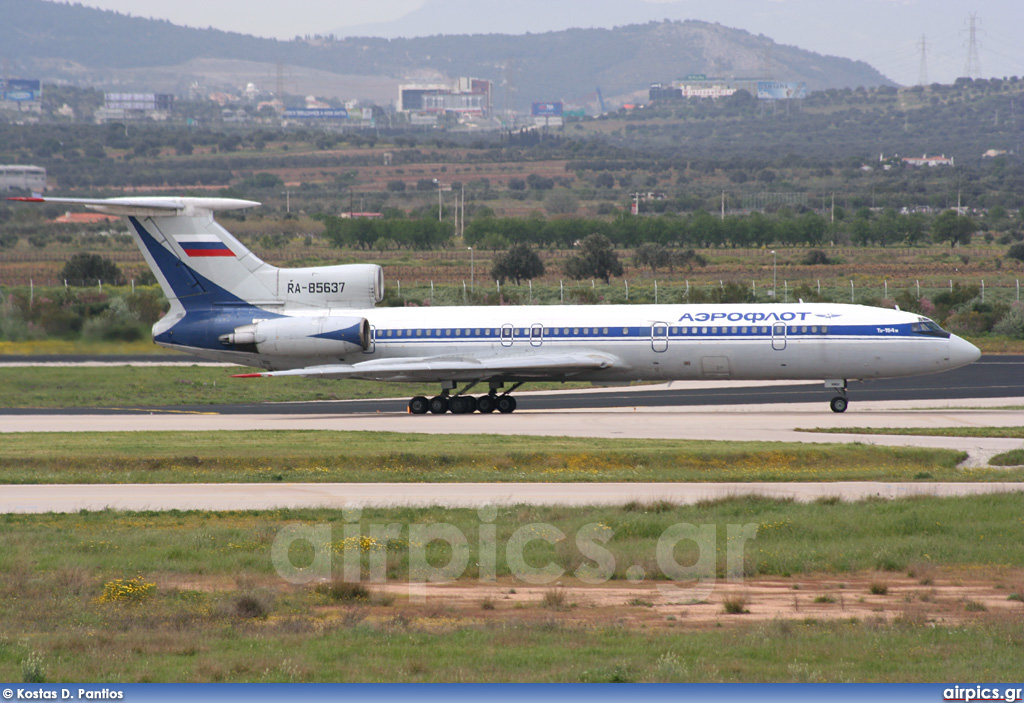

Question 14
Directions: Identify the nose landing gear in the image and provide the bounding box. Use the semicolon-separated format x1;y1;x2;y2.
825;379;848;413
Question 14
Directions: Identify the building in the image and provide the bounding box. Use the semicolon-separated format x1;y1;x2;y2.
398;77;492;117
649;77;807;103
0;165;46;193
902;154;954;167
95;93;174;122
648;77;740;101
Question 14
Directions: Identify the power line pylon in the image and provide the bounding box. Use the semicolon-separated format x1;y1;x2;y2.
916;34;928;86
962;13;982;79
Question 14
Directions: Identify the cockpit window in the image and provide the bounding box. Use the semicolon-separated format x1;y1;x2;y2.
910;318;951;338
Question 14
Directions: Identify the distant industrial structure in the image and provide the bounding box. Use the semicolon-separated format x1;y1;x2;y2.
0;165;46;193
649;75;806;102
398;77;492;122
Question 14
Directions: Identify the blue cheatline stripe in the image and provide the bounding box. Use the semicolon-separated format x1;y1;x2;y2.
180;241;232;250
369;324;931;343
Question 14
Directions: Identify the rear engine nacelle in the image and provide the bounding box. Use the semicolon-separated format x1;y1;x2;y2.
220;316;370;357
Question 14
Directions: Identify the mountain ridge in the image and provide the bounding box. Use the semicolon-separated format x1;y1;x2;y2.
3;0;892;109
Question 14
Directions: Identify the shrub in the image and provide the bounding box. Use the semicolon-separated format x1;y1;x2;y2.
803;249;833;265
541;588;569;610
98;576;156;604
722;595;750;614
1007;243;1024;262
232;593;272;619
869;582;889;595
22;652;46;684
314;579;370;602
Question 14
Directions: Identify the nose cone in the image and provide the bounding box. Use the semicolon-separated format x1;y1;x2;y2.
948;335;982;369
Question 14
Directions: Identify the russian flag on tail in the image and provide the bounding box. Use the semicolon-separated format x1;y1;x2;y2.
175;234;234;257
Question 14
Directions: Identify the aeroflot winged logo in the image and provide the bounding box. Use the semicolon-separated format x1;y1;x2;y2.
677;309;843;323
174;234;234;257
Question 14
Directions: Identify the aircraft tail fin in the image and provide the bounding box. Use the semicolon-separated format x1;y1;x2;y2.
9;196;275;312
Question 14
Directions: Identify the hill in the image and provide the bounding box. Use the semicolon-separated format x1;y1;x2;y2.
2;0;891;108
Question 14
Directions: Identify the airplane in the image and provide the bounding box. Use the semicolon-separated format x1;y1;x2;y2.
9;195;981;414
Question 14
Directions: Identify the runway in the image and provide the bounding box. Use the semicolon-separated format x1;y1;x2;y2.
2;355;1024;416
3;356;1023;513
4;481;1024;513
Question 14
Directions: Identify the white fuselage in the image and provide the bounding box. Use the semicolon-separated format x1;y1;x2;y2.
168;302;980;383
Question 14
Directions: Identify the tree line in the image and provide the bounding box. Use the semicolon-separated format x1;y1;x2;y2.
464;209;1000;251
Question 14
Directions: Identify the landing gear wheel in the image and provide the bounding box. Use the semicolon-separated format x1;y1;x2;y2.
496;396;517;414
830;396;848;413
409;396;429;415
476;395;496;414
429;396;450;414
449;396;475;414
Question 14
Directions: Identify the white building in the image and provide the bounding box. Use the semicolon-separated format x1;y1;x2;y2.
0;165;46;193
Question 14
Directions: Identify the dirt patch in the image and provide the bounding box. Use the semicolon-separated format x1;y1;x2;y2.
164;568;1024;630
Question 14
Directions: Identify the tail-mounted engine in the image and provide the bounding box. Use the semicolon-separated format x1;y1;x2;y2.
219;316;370;357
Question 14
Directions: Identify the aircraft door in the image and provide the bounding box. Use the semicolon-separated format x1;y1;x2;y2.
530;324;544;347
501;324;514;347
771;323;787;351
651;322;668;352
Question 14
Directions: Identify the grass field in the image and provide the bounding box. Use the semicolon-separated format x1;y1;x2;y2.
800;426;1024;439
2;496;1024;682
0;430;1001;484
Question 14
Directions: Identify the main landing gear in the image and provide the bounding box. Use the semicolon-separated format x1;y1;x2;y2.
408;381;523;415
825;379;848;413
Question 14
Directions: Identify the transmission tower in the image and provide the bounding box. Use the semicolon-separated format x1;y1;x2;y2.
962;13;982;79
916;34;928;86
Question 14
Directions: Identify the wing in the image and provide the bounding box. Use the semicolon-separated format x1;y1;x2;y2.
234;351;621;382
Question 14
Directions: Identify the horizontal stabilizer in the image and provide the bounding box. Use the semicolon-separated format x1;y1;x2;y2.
6;196;259;217
234;352;621;382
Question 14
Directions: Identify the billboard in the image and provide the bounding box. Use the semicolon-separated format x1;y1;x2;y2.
531;102;563;117
757;81;807;100
3;79;41;101
283;108;349;119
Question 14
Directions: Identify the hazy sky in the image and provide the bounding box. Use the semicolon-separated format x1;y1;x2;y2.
71;0;1024;86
